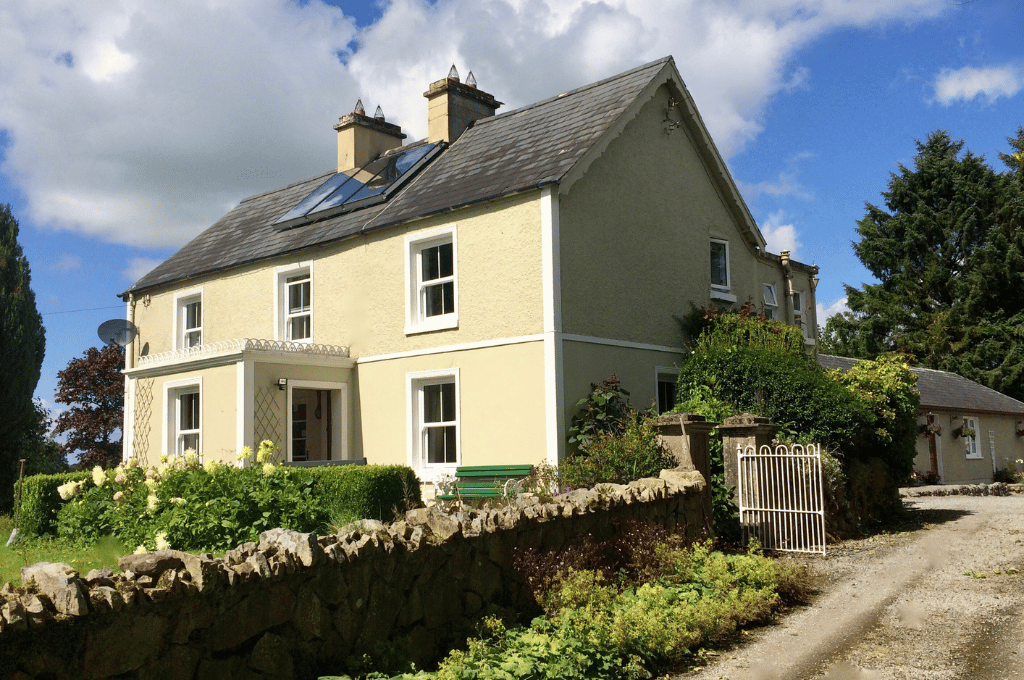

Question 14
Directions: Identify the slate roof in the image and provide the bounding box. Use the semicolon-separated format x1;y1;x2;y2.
818;354;1024;416
126;57;673;294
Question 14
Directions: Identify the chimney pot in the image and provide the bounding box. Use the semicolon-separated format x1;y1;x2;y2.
424;69;502;144
353;98;365;115
334;107;405;173
374;105;385;121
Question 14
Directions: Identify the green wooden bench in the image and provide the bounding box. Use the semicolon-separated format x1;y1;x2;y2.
436;464;534;501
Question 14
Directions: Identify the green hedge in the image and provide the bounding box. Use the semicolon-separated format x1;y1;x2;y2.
13;471;91;537
32;463;420;551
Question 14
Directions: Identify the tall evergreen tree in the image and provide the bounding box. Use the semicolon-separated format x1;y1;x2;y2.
822;130;1024;401
0;204;46;512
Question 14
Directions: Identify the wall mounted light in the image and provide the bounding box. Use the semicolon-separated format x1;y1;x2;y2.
277;378;287;391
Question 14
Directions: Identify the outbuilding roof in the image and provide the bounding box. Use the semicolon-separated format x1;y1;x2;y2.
818;354;1024;416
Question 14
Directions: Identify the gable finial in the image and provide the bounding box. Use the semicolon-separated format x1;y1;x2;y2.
447;64;459;81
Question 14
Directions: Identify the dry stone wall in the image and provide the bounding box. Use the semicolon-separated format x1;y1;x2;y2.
0;469;708;680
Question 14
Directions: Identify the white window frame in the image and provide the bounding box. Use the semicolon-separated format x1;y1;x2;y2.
710;238;735;302
407;368;461;479
405;226;458;335
964;416;981;459
274;262;313;343
163;377;202;459
655;366;679;415
792;290;806;335
763;284;778;320
173;288;203;350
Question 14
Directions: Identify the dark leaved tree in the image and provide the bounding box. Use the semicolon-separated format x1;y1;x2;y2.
54;345;125;469
821;129;1024;401
0;204;46;511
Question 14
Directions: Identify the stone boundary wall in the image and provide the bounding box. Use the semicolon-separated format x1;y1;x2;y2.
0;470;708;680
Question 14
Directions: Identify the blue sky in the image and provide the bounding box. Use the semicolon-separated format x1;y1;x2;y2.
1;0;1021;430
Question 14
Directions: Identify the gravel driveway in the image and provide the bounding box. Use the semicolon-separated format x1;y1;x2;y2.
679;493;1024;680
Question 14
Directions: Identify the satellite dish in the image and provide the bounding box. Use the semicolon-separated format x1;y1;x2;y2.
97;319;138;348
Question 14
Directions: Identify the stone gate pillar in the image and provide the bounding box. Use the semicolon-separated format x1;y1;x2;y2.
654;412;719;524
717;413;777;501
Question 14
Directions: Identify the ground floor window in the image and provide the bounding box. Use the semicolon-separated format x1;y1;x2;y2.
409;369;460;471
165;378;202;458
656;367;679;414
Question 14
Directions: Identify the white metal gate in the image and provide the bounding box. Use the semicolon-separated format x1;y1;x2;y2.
737;443;825;554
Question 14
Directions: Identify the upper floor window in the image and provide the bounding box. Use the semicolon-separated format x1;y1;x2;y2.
710;239;730;290
276;263;312;342
763;284;778;320
793;291;806;334
174;289;203;350
406;226;458;334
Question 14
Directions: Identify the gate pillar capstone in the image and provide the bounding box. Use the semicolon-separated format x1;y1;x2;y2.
654;413;718;526
717;414;777;502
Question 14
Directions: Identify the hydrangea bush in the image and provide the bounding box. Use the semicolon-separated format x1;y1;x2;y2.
53;443;419;552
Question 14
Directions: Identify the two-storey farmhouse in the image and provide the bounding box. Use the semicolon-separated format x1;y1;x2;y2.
120;57;819;487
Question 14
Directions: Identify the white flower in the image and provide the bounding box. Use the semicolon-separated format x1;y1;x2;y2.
159;454;169;464
256;440;277;464
154;532;171;551
203;460;219;474
144;478;159;492
126;457;139;469
146;494;160;514
114;468;128;485
145;468;156;480
92;466;106;487
183;449;200;468
113;491;124;503
237;446;253;463
134;545;147;555
57;481;76;501
262;463;276;477
170;497;186;505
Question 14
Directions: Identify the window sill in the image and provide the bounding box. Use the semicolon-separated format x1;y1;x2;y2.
405;315;458;336
710;290;737;303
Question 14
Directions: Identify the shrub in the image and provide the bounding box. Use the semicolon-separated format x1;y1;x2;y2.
54;456;420;551
13;471;91;537
829;354;920;478
559;413;673;490
566;375;633;451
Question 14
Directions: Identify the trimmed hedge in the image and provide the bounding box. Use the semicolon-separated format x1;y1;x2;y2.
13;471;91;537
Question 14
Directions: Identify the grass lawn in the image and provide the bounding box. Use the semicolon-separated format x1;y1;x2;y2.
0;514;129;587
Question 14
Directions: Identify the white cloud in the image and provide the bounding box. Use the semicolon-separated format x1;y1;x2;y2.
51;254;82;272
760;210;801;258
125;257;162;282
816;296;850;324
0;0;949;250
933;64;1024;105
739;170;814;200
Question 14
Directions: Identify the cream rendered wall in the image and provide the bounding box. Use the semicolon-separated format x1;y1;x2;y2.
129;191;544;363
356;341;547;471
558;82;779;348
145;365;237;466
561;340;684;424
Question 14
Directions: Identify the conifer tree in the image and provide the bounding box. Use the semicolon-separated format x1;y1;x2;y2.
0;204;46;511
822;130;1024;401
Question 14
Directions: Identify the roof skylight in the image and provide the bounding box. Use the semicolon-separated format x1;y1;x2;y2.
274;142;441;230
